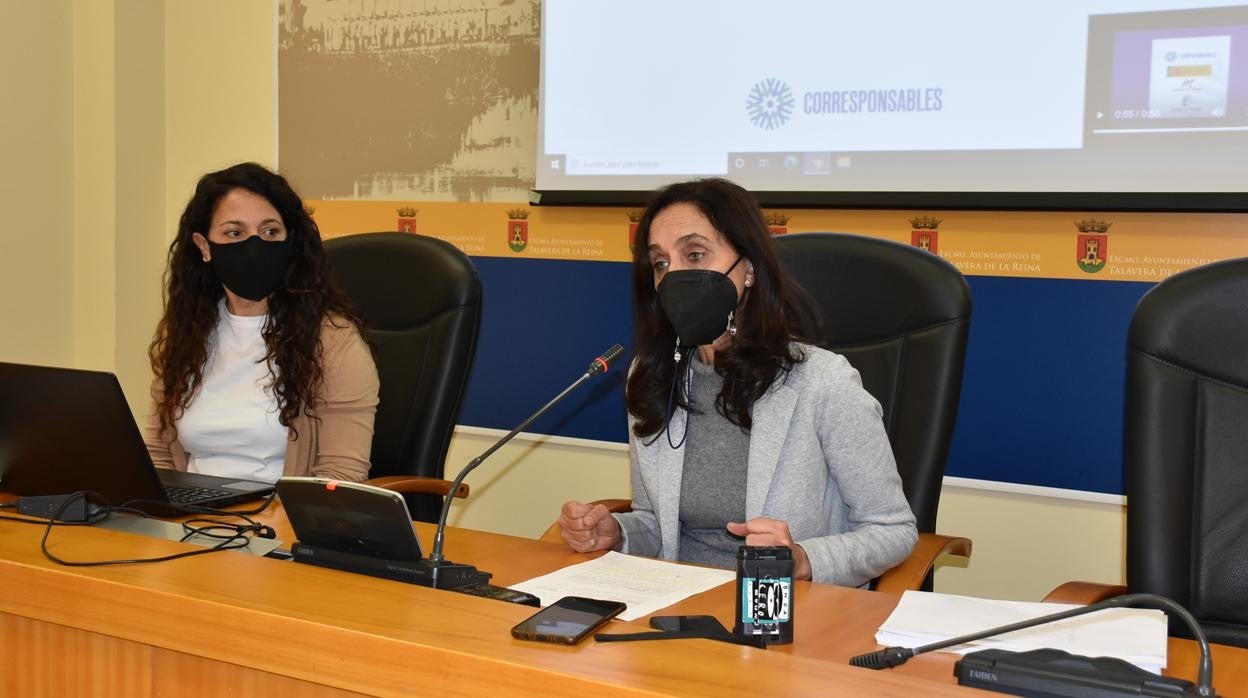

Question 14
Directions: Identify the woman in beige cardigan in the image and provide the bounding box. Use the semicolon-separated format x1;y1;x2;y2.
145;163;378;484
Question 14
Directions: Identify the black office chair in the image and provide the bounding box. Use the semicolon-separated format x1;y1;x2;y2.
541;232;973;593
1046;257;1248;648
773;233;972;537
325;232;482;522
775;232;973;590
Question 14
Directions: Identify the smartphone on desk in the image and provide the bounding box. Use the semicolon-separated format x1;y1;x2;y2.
511;596;627;645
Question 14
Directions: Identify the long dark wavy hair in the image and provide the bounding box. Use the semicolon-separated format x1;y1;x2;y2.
149;162;362;440
627;178;818;438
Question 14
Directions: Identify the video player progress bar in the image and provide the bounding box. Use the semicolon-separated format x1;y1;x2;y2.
1093;126;1248;134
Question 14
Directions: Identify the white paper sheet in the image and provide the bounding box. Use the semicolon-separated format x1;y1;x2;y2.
876;590;1168;673
510;551;735;621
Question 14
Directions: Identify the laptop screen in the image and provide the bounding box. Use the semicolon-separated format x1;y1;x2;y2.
0;362;168;506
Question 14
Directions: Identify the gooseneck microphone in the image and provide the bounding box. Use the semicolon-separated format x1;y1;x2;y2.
850;592;1217;697
423;344;624;582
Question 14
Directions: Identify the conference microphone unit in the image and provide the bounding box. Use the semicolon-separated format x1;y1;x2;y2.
850;592;1218;697
418;343;625;589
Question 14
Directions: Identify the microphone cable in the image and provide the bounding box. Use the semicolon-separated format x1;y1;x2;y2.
0;491;270;566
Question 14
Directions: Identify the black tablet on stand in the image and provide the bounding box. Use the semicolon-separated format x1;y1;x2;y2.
276;477;537;605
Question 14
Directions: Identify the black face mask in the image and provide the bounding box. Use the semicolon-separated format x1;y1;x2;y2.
207;236;293;302
656;256;743;348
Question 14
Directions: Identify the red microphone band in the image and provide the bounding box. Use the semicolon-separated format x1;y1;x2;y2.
593;357;610;373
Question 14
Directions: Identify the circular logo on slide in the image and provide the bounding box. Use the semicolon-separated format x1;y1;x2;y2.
746;78;795;130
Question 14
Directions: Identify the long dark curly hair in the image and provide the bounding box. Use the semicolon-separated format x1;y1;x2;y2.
149;162;361;440
627;178;818;438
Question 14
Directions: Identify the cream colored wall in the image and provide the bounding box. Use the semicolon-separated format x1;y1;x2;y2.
71;0;117;374
1;1;76;368
164;0;277;237
71;0;167;408
112;0;167;410
935;485;1126;600
1;1;166;410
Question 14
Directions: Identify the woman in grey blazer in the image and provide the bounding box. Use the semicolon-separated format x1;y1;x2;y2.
556;179;916;587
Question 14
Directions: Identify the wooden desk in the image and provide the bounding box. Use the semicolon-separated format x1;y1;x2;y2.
1;501;1243;697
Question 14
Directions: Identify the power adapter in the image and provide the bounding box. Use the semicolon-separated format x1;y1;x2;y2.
17;494;90;522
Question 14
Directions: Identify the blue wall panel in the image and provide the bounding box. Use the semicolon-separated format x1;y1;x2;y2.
946;277;1151;494
456;257;633;443
457;257;1154;495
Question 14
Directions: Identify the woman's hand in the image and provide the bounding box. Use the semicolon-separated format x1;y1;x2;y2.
556;501;622;553
726;517;812;580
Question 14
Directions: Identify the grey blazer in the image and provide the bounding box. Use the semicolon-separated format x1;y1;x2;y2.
616;345;918;587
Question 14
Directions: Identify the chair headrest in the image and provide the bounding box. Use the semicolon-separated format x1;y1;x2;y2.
775;232;971;345
1130;257;1248;387
325;232;481;330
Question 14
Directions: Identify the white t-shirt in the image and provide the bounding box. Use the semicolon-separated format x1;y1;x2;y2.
176;303;289;483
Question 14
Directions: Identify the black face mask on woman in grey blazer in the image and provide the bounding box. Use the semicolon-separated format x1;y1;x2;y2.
657;255;744;357
655;256;744;448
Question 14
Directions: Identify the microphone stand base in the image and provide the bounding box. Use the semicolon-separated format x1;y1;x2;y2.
291;543;491;589
955;648;1206;697
417;559;494;589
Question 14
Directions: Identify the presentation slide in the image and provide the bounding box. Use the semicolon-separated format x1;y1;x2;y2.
537;1;1248;195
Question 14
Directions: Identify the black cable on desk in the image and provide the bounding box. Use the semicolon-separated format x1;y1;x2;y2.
19;491;255;566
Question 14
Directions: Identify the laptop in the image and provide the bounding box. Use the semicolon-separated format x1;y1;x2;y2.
0;362;275;514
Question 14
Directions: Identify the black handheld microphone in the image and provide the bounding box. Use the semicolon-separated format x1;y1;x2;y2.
850;592;1217;697
420;344;625;586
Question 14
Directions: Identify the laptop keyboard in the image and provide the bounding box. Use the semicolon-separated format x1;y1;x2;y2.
164;485;223;504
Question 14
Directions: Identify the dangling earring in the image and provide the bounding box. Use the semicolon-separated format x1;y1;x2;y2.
727;311;737;338
673;339;682;364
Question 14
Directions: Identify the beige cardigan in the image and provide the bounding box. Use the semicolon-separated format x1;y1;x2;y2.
144;316;379;482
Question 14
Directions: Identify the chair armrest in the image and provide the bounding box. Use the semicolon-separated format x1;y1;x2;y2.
363;475;469;499
538;498;633;544
1042;581;1128;605
873;533;973;595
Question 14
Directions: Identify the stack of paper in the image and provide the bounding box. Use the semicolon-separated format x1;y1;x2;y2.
876;590;1168;673
510;551;735;621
